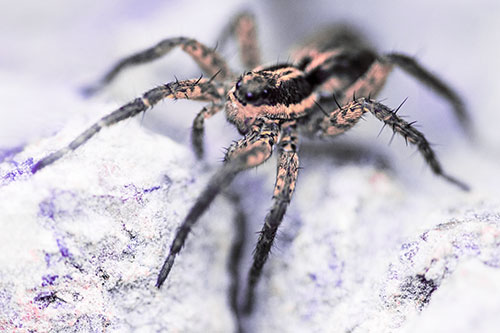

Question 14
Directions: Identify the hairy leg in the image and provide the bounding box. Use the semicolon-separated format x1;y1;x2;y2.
243;123;299;313
218;11;261;69
385;53;472;137
84;37;234;96
345;98;470;190
299;58;392;137
223;189;248;333
317;96;366;137
32;79;225;172
156;119;280;288
191;103;224;159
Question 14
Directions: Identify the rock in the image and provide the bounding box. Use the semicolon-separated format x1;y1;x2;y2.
0;118;236;332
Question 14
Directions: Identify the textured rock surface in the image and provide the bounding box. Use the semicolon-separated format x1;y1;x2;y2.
0;116;244;332
0;120;236;332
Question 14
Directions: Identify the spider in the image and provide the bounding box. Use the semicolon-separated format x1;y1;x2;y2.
31;11;471;315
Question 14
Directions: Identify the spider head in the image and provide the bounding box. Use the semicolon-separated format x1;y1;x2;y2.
233;71;275;107
225;71;276;134
225;66;313;134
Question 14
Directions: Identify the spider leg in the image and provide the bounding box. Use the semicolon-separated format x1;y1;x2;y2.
83;37;234;96
300;58;393;137
32;79;225;173
385;53;473;137
317;96;367;137
223;189;248;333
191;103;224;159
218;11;261;69
348;98;470;191
243;123;299;313
156;119;280;288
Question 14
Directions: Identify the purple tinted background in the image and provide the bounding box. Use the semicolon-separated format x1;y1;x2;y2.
0;0;499;151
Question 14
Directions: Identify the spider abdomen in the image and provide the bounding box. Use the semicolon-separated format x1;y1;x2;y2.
303;48;377;95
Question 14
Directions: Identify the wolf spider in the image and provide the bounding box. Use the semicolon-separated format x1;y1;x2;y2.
32;11;470;315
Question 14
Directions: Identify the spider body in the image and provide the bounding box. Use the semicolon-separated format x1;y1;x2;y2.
32;11;471;316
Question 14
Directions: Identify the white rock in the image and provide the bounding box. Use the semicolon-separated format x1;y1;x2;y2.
0;118;237;332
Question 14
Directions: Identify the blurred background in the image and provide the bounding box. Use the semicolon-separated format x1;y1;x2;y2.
1;0;499;153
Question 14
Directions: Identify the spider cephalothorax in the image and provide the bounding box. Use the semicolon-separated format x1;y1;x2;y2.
227;66;315;133
31;11;471;319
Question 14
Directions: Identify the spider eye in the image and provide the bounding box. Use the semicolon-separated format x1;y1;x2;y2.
246;92;255;100
236;80;242;88
262;89;269;96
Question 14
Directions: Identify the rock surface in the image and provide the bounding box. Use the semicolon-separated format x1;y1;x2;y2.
0;120;237;332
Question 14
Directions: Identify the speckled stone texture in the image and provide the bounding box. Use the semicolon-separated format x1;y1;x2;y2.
0;120;237;332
